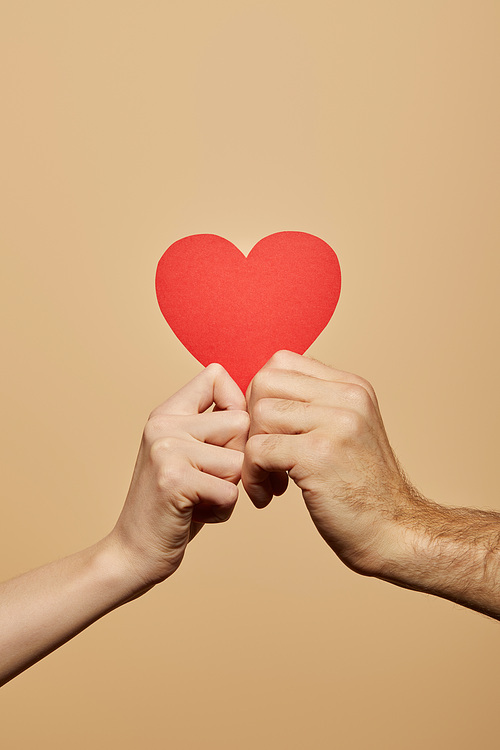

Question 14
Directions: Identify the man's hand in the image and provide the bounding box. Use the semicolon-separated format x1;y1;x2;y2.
242;351;500;619
242;350;417;576
110;364;249;588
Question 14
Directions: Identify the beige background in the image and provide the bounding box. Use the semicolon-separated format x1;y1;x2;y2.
1;1;499;748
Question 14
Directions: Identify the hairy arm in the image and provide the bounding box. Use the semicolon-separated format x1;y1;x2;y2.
378;492;500;619
243;350;500;620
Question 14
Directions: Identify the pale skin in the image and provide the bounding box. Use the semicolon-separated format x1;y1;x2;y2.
0;364;250;687
2;353;500;687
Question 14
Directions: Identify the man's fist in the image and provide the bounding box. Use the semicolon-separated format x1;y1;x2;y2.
242;351;415;576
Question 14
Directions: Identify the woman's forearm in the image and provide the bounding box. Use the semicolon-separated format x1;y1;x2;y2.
0;536;146;687
0;366;248;687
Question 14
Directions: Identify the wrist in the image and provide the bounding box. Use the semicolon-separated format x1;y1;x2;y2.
92;534;158;605
373;519;431;590
357;489;437;587
370;495;500;615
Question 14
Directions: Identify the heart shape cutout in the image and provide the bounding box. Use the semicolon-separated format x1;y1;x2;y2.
155;231;341;392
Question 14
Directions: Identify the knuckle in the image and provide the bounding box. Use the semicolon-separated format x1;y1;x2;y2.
221;481;239;505
343;383;373;411
284;399;302;412
250;367;269;396
147;404;162;420
235;449;245;469
233;408;251;430
157;459;188;491
252;397;272;424
245;433;267;460
205;362;226;377
143;417;160;445
143;414;173;445
244;433;260;460
336;409;366;440
228;451;244;478
307;431;333;461
149;435;180;463
260;433;282;452
351;375;377;403
267;349;293;369
276;398;303;413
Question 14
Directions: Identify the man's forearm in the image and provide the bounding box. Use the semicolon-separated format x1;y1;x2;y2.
0;536;147;687
378;498;500;620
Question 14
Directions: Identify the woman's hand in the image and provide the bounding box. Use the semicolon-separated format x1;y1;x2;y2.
110;364;249;588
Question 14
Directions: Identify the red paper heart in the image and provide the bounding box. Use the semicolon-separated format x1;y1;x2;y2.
155;231;341;392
